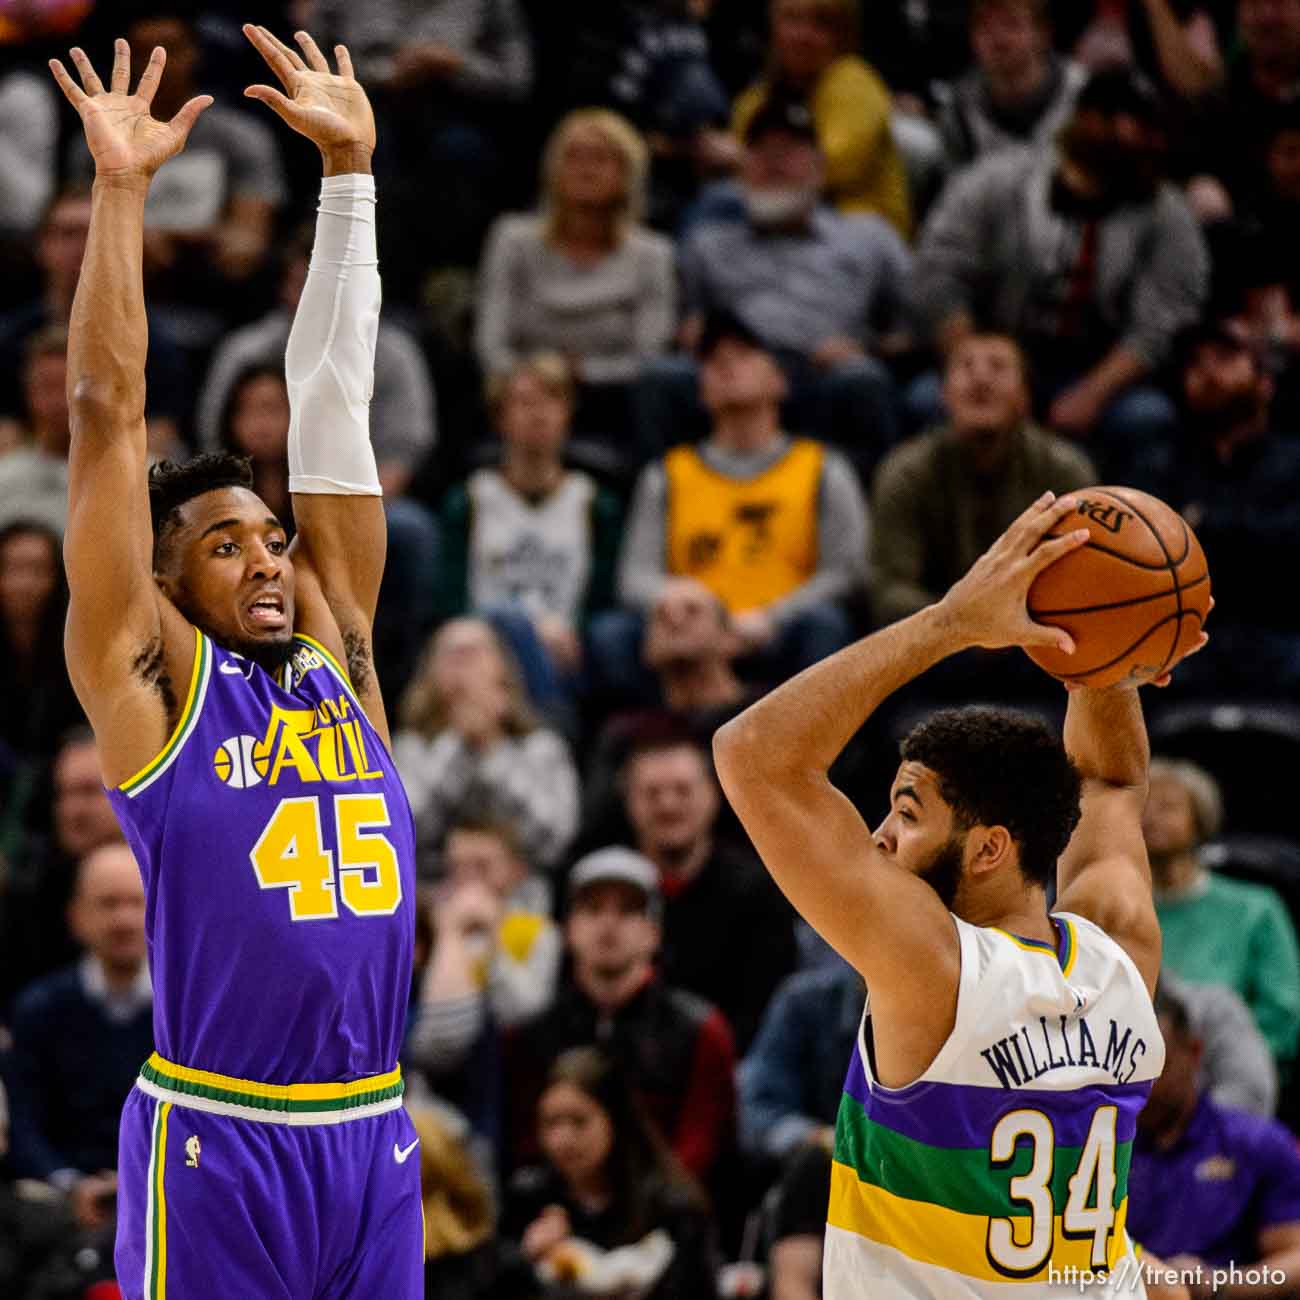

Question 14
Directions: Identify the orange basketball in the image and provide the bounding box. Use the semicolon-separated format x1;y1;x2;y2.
1026;487;1211;688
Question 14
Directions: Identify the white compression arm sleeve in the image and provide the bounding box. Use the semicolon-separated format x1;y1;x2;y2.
285;173;383;496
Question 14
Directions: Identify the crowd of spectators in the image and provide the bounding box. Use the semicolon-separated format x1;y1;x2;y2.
3;0;1300;1296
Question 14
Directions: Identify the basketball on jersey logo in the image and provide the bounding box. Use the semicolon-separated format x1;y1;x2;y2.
213;735;271;788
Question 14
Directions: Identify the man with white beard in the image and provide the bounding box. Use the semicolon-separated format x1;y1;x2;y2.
638;95;912;473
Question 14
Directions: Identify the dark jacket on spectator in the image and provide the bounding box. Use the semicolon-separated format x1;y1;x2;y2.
657;844;798;1054
506;975;735;1183
503;1162;719;1299
8;961;152;1180
738;962;864;1162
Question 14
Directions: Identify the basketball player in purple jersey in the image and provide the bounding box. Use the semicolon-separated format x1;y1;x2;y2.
49;27;423;1299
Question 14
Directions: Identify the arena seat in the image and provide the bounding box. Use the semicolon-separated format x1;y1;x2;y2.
1149;701;1300;837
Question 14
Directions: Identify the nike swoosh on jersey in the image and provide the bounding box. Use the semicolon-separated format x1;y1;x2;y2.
218;662;247;676
393;1139;419;1164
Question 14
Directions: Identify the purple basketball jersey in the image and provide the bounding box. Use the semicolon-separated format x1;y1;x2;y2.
108;629;416;1084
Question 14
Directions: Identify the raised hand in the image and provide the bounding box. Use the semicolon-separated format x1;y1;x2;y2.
937;492;1091;656
243;26;374;168
49;39;211;181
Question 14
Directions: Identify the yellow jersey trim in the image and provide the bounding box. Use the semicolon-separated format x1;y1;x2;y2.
144;1051;401;1104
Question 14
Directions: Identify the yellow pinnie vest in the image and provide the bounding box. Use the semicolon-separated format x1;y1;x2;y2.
664;439;824;612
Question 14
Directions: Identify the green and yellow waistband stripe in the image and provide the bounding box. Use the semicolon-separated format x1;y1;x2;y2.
119;629;212;798
137;1053;404;1125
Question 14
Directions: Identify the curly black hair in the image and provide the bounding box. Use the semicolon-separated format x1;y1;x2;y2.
900;706;1082;889
148;451;254;569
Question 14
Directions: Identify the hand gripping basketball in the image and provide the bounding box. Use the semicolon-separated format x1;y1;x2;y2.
938;492;1092;656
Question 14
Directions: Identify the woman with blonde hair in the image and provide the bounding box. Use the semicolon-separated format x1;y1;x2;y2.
395;617;581;877
733;0;911;235
475;109;676;436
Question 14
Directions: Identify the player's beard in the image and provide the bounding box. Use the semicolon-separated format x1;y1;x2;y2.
918;835;966;911
227;631;296;676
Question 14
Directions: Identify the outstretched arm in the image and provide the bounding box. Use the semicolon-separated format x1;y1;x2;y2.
52;40;209;786
242;26;389;737
714;494;1088;1079
1054;687;1161;994
1055;613;1209;996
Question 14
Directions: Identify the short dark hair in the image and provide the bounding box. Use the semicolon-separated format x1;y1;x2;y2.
148;452;255;569
900;707;1082;888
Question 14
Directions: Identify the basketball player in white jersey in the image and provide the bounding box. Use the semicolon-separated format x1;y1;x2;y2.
715;493;1207;1298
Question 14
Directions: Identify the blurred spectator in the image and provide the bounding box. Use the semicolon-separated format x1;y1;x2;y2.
654;104;911;462
537;0;732;227
407;819;562;1079
737;960;862;1164
2;729;124;1008
1144;757;1300;1064
504;1046;719;1298
621;737;797;1051
0;0;93;44
313;0;532;98
70;14;286;333
0;521;81;778
507;848;737;1183
0;188;186;457
603;314;867;701
1195;0;1300;210
869;334;1096;659
476;111;676;436
217;363;293;523
1164;970;1279;1116
395;618;580;876
436;354;622;680
1128;983;1300;1287
197;223;437;499
732;0;910;234
580;587;756;848
411;1103;536;1299
402;885;507;1160
7;844;150;1232
315;0;533;275
0;327;70;536
1069;0;1223;102
910;67;1207;475
0;68;57;238
765;1138;833;1300
934;0;1087;171
212;361;440;702
1130;321;1300;693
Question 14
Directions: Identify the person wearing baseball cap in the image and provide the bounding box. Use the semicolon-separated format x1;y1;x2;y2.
505;845;737;1183
567;846;664;922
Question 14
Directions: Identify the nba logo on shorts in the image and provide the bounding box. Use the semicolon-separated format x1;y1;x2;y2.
213;735;271;788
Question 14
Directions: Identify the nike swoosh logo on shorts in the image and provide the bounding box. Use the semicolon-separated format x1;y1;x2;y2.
393;1139;419;1164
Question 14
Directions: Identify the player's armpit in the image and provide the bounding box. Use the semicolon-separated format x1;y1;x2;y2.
287;545;390;750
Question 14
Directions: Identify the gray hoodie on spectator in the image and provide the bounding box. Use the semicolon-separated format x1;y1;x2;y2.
911;146;1208;371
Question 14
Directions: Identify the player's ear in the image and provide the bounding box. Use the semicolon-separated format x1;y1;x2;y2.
967;824;1014;877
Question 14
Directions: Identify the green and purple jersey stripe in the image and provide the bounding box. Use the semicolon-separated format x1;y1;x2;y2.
835;1088;1136;1219
843;1050;1150;1148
